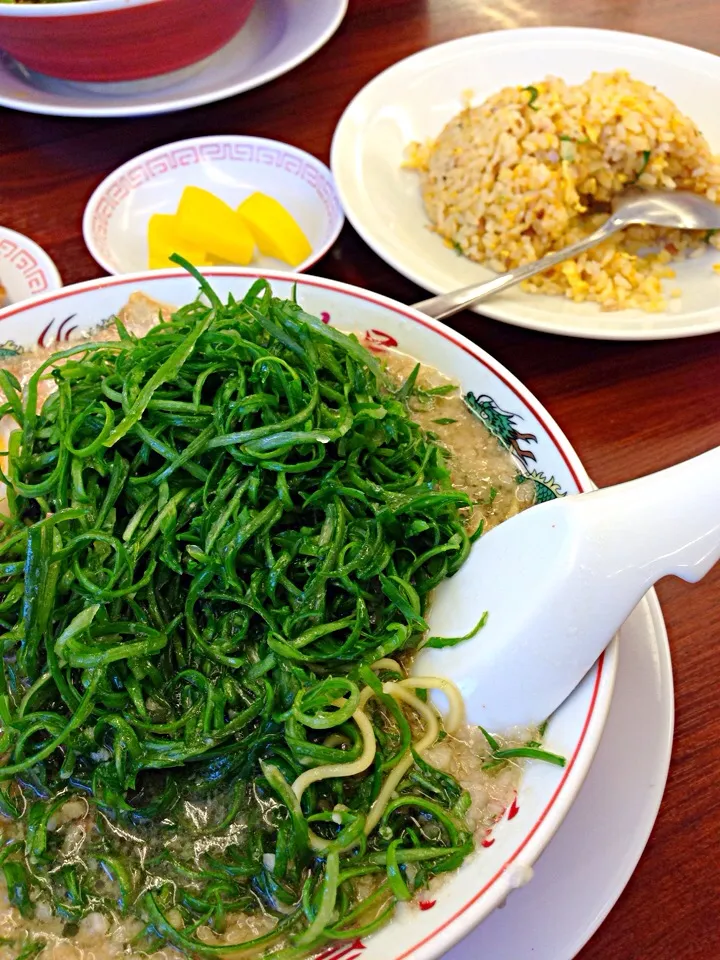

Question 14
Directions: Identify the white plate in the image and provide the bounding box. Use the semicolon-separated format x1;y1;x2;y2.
331;27;720;341
82;136;344;275
0;226;61;306
448;589;672;958
0;0;347;118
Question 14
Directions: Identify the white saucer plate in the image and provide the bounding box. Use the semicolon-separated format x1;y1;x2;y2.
331;27;720;340
448;589;673;959
0;0;347;118
0;226;61;306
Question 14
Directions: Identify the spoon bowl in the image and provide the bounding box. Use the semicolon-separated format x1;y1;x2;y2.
610;189;720;230
413;445;720;732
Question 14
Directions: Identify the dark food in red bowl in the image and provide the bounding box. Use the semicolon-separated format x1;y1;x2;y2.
0;0;257;84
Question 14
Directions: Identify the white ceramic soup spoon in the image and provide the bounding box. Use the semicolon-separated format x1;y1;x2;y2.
412;445;720;732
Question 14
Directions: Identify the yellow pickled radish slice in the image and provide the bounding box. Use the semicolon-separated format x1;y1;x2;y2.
147;213;210;270
236;192;312;267
175;186;254;265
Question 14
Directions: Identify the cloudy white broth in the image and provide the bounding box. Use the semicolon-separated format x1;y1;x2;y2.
0;276;560;960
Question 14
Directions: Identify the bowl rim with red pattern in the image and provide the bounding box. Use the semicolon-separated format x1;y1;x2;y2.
0;225;61;306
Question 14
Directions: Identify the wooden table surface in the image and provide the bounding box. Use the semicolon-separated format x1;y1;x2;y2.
1;1;719;956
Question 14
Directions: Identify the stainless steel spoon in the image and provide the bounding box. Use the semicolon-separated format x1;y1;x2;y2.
413;190;720;321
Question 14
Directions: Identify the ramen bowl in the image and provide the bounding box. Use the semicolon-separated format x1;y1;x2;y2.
0;0;256;85
0;268;617;959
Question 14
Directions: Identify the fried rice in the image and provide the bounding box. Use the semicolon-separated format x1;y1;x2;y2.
406;70;720;311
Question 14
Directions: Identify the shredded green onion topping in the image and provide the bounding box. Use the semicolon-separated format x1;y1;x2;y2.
0;270;484;955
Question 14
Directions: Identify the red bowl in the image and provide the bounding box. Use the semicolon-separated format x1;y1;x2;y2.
0;0;257;84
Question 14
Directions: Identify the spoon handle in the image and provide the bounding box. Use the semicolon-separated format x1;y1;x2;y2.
413;219;621;321
586;444;720;587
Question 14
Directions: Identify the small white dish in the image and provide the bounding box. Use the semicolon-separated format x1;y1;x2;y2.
0;0;347;118
0;225;61;306
331;27;720;341
449;590;672;959
82;135;344;276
